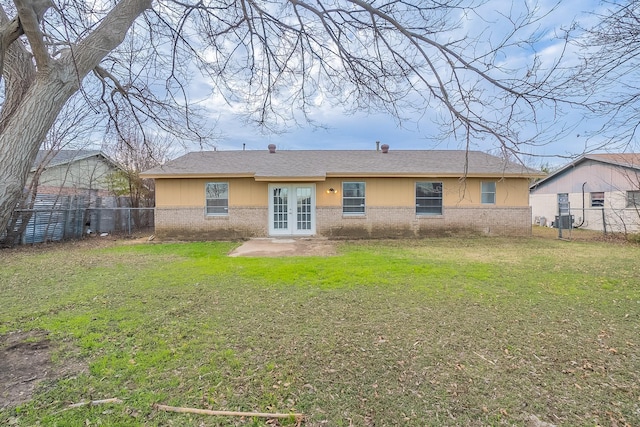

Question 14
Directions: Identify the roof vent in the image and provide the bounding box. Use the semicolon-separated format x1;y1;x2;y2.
376;141;380;151
381;144;389;154
268;144;276;154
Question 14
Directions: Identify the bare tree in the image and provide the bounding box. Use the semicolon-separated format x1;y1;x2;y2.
563;1;640;150
105;126;173;208
0;0;568;235
1;91;99;246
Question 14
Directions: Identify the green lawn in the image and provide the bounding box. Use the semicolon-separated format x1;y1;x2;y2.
1;236;639;426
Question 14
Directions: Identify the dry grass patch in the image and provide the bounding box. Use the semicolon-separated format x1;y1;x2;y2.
0;236;638;426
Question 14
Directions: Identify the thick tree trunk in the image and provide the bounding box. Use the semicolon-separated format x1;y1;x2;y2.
0;0;151;240
0;65;79;241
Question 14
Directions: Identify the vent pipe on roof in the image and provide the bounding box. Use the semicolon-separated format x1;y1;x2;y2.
381;144;389;153
268;144;276;154
376;141;380;151
243;143;246;151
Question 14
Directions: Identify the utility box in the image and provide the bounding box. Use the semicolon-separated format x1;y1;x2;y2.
554;215;574;229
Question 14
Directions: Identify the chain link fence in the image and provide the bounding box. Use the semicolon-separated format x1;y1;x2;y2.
3;194;154;245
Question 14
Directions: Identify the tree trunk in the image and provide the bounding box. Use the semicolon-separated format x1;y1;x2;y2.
0;0;151;238
0;66;77;241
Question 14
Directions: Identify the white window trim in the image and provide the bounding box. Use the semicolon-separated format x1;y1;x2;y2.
415;181;443;216
205;182;229;216
481;181;496;205
590;192;605;208
342;181;366;215
626;190;640;208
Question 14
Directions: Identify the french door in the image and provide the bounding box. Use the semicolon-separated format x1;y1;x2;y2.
268;184;316;236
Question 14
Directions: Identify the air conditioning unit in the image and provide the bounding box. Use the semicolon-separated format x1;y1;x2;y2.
554;215;574;229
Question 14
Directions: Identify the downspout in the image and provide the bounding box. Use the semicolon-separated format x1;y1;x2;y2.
574;182;586;228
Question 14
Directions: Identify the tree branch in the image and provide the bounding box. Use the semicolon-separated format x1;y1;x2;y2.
0;14;24;78
0;5;36;132
65;0;152;77
13;0;52;72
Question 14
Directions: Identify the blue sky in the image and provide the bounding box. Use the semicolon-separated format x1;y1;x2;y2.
190;1;613;167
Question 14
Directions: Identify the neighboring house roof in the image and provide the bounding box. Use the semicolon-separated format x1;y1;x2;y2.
530;153;640;191
31;149;122;172
142;149;541;180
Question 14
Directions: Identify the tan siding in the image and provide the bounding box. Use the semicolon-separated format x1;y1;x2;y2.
156;179;181;206
156;178;268;207
156;179;206;206
157;176;530;208
229;179;268;206
496;179;530;206
183;179;206;205
444;178;529;207
322;177;529;208
316;178;343;207
442;178;473;206
367;178;413;206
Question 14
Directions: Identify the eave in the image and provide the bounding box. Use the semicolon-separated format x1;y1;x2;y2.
253;176;327;182
140;173;256;179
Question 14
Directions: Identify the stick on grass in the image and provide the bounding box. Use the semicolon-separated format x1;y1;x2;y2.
68;398;123;408
154;403;304;421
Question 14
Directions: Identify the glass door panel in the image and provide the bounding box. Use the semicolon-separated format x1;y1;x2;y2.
296;187;312;231
272;187;288;230
269;184;315;236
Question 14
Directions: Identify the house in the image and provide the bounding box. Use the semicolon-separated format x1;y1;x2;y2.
529;153;640;233
141;145;541;240
31;149;122;198
7;149;129;244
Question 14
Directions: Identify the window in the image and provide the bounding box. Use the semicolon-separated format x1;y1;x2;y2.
590;192;604;207
205;182;228;215
481;181;496;204
416;182;443;215
627;190;640;208
342;182;365;214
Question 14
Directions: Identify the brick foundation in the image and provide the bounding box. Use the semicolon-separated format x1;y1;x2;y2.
155;205;531;240
317;206;531;238
155;207;268;240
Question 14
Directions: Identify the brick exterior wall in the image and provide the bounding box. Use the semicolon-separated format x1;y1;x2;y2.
155;207;268;240
317;206;531;238
155;205;531;239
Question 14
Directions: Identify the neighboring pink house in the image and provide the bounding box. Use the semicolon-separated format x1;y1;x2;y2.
530;153;640;233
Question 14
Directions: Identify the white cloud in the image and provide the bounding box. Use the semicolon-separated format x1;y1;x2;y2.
181;0;614;164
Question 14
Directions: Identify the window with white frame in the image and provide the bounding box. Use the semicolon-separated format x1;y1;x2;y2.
416;182;443;215
481;181;496;204
590;192;604;207
627;190;640;208
342;182;365;214
205;182;229;215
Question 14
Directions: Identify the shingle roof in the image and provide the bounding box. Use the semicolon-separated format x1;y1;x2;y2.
32;150;113;169
586;153;640;169
141;149;540;180
530;153;640;190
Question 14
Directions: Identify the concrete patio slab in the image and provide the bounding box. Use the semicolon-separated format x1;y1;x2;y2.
228;238;337;257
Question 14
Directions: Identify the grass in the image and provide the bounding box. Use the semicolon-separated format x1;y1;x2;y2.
1;235;639;426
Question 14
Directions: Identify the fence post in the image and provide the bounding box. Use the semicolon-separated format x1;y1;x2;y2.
602;208;607;235
64;198;72;240
31;210;36;244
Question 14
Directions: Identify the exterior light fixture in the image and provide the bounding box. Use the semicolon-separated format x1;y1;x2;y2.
327;188;336;194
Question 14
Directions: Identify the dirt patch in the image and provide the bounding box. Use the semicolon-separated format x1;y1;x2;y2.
531;225;634;243
0;233;155;254
229;238;337;257
0;330;86;410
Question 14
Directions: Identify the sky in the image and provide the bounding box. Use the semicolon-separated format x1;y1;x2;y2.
183;0;615;168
